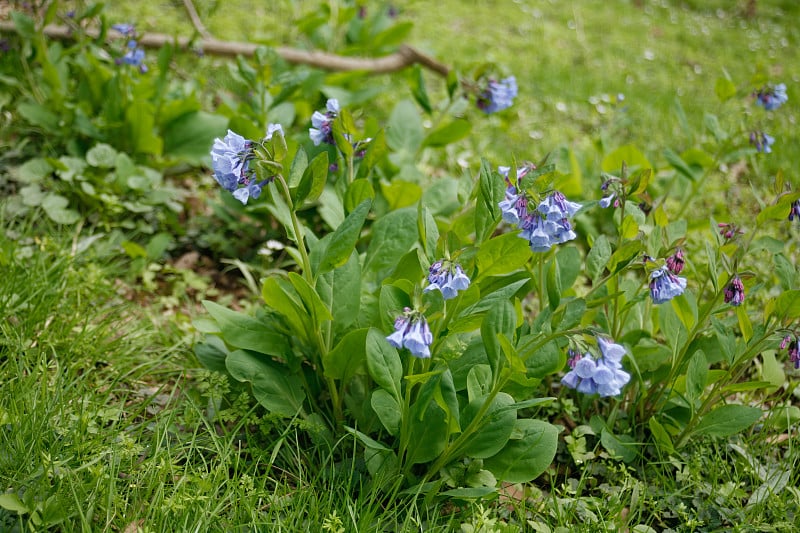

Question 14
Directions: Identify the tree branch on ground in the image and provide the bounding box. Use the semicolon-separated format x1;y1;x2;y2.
0;21;450;77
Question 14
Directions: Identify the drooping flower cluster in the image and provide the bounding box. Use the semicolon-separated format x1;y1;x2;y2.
749;131;775;153
499;176;582;253
477;76;518;114
755;83;788;111
112;23;147;73
649;265;687;304
309;98;340;146
780;335;800;369
561;337;631;397
210;126;282;204
386;308;433;358
665;248;685;275
598;178;621;209
424;260;470;300
724;275;745;306
718;222;744;241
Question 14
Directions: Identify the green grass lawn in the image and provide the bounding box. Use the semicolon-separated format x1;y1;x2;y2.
2;0;799;531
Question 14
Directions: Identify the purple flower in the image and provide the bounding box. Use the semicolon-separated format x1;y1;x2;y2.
111;23;136;36
266;123;284;141
477;76;518;113
309;98;340;146
599;192;617;208
386;309;433;358
666;248;685;274
498;186;528;225
649;266;687;304
749;131;775;153
755;83;788;111
781;335;800;369
724;275;745;306
718;222;743;241
424;260;470;300
561;337;630;397
789;201;800;222
499;184;581;253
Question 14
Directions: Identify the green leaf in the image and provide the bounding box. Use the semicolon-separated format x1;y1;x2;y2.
601;427;638;463
226;350;306;417
461;392;516;459
86;143;118;168
194;336;230;374
466;365;493;403
406;403;448;464
761;351;785;390
296;151;329;205
11;11;36;39
364;207;418;276
440;487;497;499
546;258;561;310
386;99;423;160
17;102;59;131
772;290;800;319
371;389;401;435
648;417;675;455
586;234;611;281
380;179;422;210
483;419;558;483
202;300;290;357
318;199;371;275
344;179;375;214
261;277;308;340
481;300;516;377
288;272;333;326
602;144;652;173
14;158;53;184
126;99;163;156
0;493;29;514
324;328;368;380
41;194;79;225
692;404;762;438
162;111;228;165
422;119;472;147
476;232;532;280
287;146;309;189
685;350;708;403
714;77;737;102
316;251;361;339
663;148;700;181
475;158;503;243
366;328;403;400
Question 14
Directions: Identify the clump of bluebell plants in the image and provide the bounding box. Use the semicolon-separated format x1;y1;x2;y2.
111;23;147;73
201;72;798;496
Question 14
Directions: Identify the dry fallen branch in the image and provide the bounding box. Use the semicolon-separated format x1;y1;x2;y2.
0;21;450;76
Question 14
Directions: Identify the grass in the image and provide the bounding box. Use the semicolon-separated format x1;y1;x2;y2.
2;0;800;531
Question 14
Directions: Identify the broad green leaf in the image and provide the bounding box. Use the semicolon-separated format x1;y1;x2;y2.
226;350;306;417
162;111;228;165
406;403;448;464
422;119;472;147
483;419;558;483
86;143;118;168
318;199;371;275
203;300;290;356
460;392;516;459
371;389;401;435
481;300;516;377
288;272;333;326
555;246;581;290
692;404;762;438
366;328;403;400
381;179;422;210
296;151;329;205
324;328;368;381
344;179;375;214
772;290;800;319
670;294;696;331
520;340;563;378
600;427;638;463
714;76;737;102
685;350;708;403
586;235;611;281
608;240;642;274
14;158;53;183
316;251;361;339
0;493;29;514
194;336;230;374
663;148;700;181
475;158;503;244
648;417;675;455
386;99;423;159
17;102;59;131
41;194;79;225
466;365;493;404
126;99;163;156
364;207;418;276
287;146;309;189
760;351;785;390
602;144;651;173
476;232;532;280
261;277;308;340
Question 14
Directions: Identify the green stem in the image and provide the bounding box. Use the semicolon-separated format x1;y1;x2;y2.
275;174;314;284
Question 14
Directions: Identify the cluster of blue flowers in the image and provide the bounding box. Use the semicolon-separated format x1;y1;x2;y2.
649;265;687;304
499;174;582;253
780;335;800;369
749;131;775;154
561;337;631;398
477;76;518;114
755;83;788;111
309;98;339;146
386;308;434;359
112;24;147;73
210;126;283;204
424;260;470;300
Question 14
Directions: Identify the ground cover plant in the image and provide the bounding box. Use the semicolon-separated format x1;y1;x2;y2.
1;0;799;531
